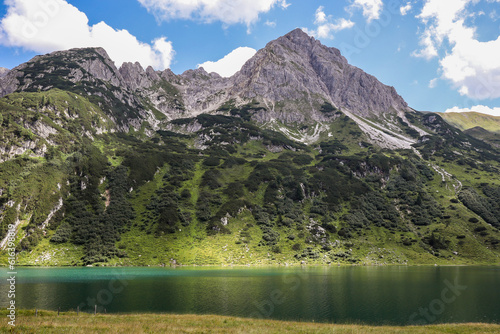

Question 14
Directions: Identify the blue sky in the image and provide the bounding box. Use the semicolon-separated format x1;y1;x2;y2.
0;0;499;116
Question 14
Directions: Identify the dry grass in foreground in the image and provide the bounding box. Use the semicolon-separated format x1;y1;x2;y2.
1;310;499;334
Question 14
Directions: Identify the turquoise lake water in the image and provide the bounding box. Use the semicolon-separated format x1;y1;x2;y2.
1;266;499;325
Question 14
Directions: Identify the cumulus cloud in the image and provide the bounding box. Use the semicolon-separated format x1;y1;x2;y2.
198;46;256;77
0;0;174;69
429;78;438;88
445;105;500;117
264;20;276;28
412;29;438;59
302;6;354;39
414;0;500;100
350;0;383;22
315;6;328;24
137;0;290;27
400;2;412;16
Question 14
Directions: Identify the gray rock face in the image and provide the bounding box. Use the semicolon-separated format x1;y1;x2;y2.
0;140;47;163
119;62;159;91
0;67;20;96
232;30;333;103
0;48;123;95
65;47;122;86
231;29;409;119
0;48;180;128
0;29;416;145
175;68;231;115
0;68;8;78
162;29;410;125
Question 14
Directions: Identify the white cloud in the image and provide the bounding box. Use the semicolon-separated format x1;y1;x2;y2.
429;78;438;88
303;7;354;39
0;0;174;70
198;46;256;77
315;6;328;24
412;29;439;59
350;0;383;22
400;2;412;16
414;0;500;100
445;105;500;116
264;20;276;28
137;0;290;27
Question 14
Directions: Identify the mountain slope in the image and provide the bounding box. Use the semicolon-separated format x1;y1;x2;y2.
0;29;426;149
232;29;410;119
432;111;500;152
440;112;500;134
0;68;8;78
0;30;499;266
0;48;189;132
226;29;425;148
1;103;499;266
464;127;500;149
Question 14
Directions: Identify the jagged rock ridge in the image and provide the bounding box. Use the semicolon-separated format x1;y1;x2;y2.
231;29;409;119
0;29;422;147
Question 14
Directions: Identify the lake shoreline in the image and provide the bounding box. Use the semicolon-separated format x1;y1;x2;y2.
2;310;500;333
2;262;499;268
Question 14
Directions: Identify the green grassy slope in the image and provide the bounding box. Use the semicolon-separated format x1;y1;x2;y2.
440;112;500;134
1;91;500;267
2;310;500;334
464;127;500;149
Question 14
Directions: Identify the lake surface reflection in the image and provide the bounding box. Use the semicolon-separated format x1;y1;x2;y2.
0;266;499;325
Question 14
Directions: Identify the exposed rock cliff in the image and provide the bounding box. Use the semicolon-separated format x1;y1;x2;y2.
0;29;423;147
0;67;8;78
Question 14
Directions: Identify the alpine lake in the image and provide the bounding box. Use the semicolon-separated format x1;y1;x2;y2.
1;265;499;326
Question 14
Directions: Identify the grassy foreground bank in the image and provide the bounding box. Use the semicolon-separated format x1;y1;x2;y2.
1;310;499;334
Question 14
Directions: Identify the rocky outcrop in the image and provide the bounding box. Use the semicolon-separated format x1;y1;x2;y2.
119;62;159;91
0;67;8;78
175;68;232;115
0;140;47;163
0;67;20;96
62;47;122;86
25;121;58;139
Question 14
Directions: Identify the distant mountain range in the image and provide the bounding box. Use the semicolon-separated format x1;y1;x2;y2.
440;111;500;134
439;112;500;149
1;29;499;266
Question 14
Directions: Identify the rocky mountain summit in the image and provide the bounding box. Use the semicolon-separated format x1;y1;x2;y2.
0;29;423;147
231;29;409;118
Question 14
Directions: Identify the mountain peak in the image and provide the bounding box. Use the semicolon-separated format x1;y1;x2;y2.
232;28;408;119
30;47;113;65
0;29;416;148
284;28;313;40
270;28;321;51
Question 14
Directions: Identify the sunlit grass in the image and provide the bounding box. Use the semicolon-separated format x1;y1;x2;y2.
1;310;499;334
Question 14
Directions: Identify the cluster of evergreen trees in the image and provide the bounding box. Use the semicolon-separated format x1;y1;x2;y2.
5;110;497;265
